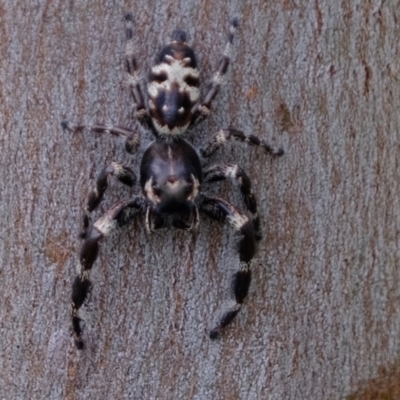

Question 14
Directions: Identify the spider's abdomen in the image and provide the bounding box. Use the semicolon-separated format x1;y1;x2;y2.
140;139;202;215
148;32;200;135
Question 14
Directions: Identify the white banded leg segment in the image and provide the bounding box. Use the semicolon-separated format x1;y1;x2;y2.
61;121;140;154
204;163;261;239
87;162;136;212
199;196;256;339
71;276;91;349
190;18;239;126
202;18;238;107
201;128;284;158
72;198;144;349
80;162;136;238
125;13;150;129
92;198;144;236
210;261;252;340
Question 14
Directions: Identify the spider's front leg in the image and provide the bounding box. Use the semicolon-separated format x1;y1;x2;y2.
204;163;261;240
71;198;144;349
80;162;137;238
200;196;256;339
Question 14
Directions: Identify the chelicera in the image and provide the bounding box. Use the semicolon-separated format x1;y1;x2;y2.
62;14;283;349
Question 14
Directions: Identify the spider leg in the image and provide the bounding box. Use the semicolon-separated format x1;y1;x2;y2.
80;162;137;238
124;13;153;132
200;196;256;339
201;128;284;158
204;163;261;240
71;198;144;349
190;18;239;126
61;121;140;154
61;15;151;153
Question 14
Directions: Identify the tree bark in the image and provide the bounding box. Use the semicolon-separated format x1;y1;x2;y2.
1;1;400;399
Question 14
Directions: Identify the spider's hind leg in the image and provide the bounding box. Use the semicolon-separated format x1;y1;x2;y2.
124;13;152;131
190;18;239;126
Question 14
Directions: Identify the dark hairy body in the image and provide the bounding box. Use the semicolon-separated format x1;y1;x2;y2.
63;13;283;349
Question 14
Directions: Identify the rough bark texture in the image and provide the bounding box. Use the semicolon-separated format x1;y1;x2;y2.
1;1;400;399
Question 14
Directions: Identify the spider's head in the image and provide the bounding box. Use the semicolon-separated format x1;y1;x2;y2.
144;174;199;213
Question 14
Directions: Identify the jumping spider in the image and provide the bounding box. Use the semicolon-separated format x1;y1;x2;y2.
62;14;283;349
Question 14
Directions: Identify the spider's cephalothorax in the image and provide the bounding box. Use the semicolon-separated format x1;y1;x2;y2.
63;14;283;349
141;138;202;231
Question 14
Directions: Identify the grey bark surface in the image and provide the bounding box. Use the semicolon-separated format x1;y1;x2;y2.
1;1;400;399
